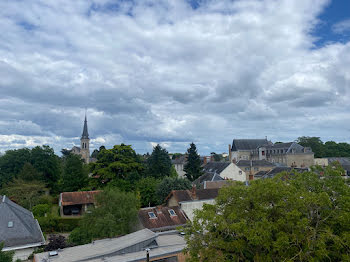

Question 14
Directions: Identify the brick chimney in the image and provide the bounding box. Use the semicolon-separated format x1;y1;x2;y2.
191;185;197;200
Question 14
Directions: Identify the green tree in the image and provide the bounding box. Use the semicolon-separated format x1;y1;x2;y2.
69;189;140;245
156;177;192;203
60;154;88;192
147;144;172;179
137;177;161;207
90;144;145;190
297;136;325;158
184;166;350;261
0;242;14;262
184;143;203;181
18;162;42;181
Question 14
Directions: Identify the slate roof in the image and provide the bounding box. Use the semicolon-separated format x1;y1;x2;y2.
0;195;45;249
204;180;235;189
166;188;219;204
193;172;224;186
171;155;187;165
231;139;269;151
237;160;275;167
138;206;188;231
81;115;89;139
202;162;231;174
261;167;308;179
60;190;101;206
266;142;293;149
328;157;350;173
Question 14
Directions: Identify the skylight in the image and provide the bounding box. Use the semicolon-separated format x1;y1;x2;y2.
148;212;156;219
168;209;177;216
8;221;13;228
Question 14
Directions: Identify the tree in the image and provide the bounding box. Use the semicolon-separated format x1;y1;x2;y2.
18;162;42;181
90;144;145;190
0;242;14;262
60;154;88;192
184;143;203;181
156;177;192;203
69;189;140;245
297;136;325;158
147;144;172;179
44;235;68;251
184;166;350;261
137;177;161;207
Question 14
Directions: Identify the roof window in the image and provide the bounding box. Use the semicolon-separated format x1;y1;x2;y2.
148;212;157;219
168;209;177;216
8;221;13;228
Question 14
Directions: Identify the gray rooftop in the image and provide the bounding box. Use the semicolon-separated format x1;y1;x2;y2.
34;229;185;262
231;139;270;151
0;195;45;250
81;115;89;139
202;162;231;174
237;160;275;167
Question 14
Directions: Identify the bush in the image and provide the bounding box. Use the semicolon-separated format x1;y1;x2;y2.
32;204;50;218
56;218;81;232
37;195;54;206
37;216;58;232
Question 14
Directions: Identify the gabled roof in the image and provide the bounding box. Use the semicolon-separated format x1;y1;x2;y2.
138;206;188;231
60;191;101;206
193;172;224;186
204;180;235;189
261;167;308;179
171;155;187;165
236;160;275;167
0;195;45;249
231;139;269;151
202;162;231;174
81;115;89;139
166;188;219;204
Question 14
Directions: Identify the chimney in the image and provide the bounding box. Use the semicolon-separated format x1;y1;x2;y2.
191;185;197;200
203;157;207;165
228;144;232;162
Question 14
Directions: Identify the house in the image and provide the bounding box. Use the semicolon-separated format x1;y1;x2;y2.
34;228;187;262
229;139;314;168
172;155;187;178
165;187;219;221
254;166;308;179
192;172;224;189
59;190;101;216
0;195;45;261
236;160;275;180
202;162;246;181
137;206;188;232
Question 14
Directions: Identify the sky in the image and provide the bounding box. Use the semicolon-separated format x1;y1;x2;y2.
0;0;350;156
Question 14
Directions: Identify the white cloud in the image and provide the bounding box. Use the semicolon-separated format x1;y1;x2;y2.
333;19;350;34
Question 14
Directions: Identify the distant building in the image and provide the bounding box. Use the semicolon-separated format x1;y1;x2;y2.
229;139;314;168
71;114;92;163
34;229;187;262
236;159;275;180
59;190;101;216
172;155;187;178
254;166;309;179
202;162;246;181
0;195;45;261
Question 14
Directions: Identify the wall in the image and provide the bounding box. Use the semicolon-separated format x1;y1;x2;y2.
314;158;329;166
238;165;274;176
286;153;314;167
167;195;180;207
180;199;215;221
174;164;186;178
221;163;246;182
231;151;251;162
14;247;36;261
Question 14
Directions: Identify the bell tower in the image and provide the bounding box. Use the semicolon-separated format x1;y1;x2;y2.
80;114;90;163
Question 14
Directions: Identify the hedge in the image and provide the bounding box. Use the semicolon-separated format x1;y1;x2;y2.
37;216;81;233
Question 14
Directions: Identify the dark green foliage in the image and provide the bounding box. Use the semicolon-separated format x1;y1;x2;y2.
37;216;59;233
184;165;350;261
297;136;350;158
60;154;88;192
44;235;67;251
146;144;172;179
32;204;51;217
210;152;222;162
18;162;43;181
90;144;145;189
171;153;183;160
69;189;140;245
156;177;192;203
137;177;161;207
184;143;203;181
0;242;14;262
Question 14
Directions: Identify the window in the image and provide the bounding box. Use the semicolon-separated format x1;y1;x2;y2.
245;167;250;171
8;221;13;228
254;167;259;171
239;170;242;175
262;151;265;156
168;209;177;216
148;212;157;219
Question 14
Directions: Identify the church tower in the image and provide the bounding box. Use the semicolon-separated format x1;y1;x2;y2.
80;114;90;163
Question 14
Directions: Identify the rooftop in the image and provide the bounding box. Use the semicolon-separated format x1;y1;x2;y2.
202;162;231;174
60;190;101;206
166;188;219;204
231;139;270;151
236;160;275;167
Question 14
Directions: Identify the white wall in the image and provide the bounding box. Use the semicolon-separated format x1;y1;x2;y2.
13;247;36;261
180;199;215;221
220;163;246;182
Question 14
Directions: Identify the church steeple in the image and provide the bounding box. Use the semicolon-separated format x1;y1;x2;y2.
81;114;89;139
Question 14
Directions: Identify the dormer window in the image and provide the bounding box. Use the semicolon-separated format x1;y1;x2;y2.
148;212;156;219
8;221;13;228
168;209;177;216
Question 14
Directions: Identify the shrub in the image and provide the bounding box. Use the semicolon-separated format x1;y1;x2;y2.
32;204;50;218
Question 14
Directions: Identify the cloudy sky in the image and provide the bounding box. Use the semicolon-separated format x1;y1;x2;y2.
1;0;350;155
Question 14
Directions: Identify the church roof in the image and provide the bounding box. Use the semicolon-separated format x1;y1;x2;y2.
81;115;89;139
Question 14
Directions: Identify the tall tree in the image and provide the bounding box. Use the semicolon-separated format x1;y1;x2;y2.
60;154;88;192
184;165;350;261
147;144;172;179
137;177;161;207
184;143;203;181
297;136;325;158
156;177;192;203
69;189;140;245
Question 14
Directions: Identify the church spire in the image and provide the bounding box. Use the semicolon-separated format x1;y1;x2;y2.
81;113;89;139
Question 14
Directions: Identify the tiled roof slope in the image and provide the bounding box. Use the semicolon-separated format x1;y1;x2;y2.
237;160;275;167
60;190;101;206
138;206;188;231
202;162;230;174
0;195;45;249
231;139;269;151
193;172;224;186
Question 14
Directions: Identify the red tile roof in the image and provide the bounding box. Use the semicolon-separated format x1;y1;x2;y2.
138;206;188;231
60;190;101;206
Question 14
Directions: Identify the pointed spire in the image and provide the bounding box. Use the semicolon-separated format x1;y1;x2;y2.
81;112;89;139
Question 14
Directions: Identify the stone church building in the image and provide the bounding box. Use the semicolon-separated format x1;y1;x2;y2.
71;115;92;163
